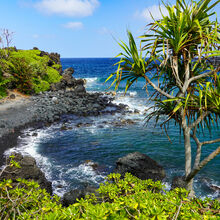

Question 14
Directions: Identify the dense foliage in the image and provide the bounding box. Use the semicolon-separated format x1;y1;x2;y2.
0;173;219;219
0;48;62;96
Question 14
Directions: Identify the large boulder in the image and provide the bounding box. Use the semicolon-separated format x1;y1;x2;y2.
74;84;86;94
0;153;52;194
39;51;61;65
114;152;166;181
50;67;86;93
49;52;61;66
62;67;74;76
62;185;99;207
61;69;76;87
171;176;187;190
50;81;66;91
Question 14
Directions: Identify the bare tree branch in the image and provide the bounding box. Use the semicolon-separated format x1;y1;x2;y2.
182;59;191;93
190;128;220;181
2;28;14;48
191;127;201;146
144;75;175;99
170;56;183;91
172;201;182;220
186;146;220;181
189;111;210;129
202;138;220;146
188;67;220;85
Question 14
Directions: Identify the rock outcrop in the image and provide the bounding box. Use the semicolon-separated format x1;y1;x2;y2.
171;176;187;190
50;67;86;94
39;50;62;73
0;153;52;194
114;152;166;181
62;185;99;207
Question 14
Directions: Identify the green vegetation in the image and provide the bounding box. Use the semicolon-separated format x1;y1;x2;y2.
0;173;219;219
107;0;220;196
0;75;9;98
0;48;62;96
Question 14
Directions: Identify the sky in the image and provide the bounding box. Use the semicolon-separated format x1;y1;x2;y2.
0;0;219;58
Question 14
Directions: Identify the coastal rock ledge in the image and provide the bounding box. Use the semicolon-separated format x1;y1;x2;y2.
114;152;166;181
0;153;52;194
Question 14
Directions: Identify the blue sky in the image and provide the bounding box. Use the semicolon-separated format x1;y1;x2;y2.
0;0;219;58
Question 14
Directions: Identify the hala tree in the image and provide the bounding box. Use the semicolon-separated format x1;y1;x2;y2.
107;0;220;196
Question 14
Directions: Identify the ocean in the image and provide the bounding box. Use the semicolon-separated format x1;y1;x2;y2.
5;58;220;199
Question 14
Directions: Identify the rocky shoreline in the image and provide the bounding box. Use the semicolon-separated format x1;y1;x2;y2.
0;66;170;204
0;68;129;165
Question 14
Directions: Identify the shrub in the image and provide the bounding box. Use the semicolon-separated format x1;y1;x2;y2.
0;69;9;98
0;48;62;96
8;57;33;94
44;67;62;84
0;86;7;98
32;77;50;93
0;178;61;219
30;60;47;77
0;173;219;219
52;63;62;71
10;49;42;63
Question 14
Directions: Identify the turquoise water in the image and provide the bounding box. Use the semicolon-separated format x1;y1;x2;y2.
7;58;220;198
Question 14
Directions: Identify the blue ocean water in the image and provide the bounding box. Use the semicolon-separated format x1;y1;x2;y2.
7;58;220;198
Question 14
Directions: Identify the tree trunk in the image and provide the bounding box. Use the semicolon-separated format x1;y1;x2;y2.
186;178;194;197
183;126;194;196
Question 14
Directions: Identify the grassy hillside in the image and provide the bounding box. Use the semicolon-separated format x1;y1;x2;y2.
0;48;62;98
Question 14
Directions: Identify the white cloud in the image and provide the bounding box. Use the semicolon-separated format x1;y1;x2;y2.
35;0;100;17
135;5;169;21
63;21;83;30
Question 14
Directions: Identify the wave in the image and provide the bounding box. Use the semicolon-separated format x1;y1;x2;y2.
4;127;55;182
4;125;106;197
83;77;99;86
116;91;138;97
113;93;152;116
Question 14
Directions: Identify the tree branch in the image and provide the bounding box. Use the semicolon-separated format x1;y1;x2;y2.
189;111;210;129
191;127;201;146
144;75;175;99
202;138;220;146
172;201;182;220
188;67;220;85
182;57;191;94
170;56;183;90
186;146;220;181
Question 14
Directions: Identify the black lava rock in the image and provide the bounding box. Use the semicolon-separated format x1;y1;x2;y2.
171;176;187;190
0;153;52;194
114;152;166;181
62;186;98;207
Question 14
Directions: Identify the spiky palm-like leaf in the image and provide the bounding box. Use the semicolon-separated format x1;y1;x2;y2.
106;30;156;93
